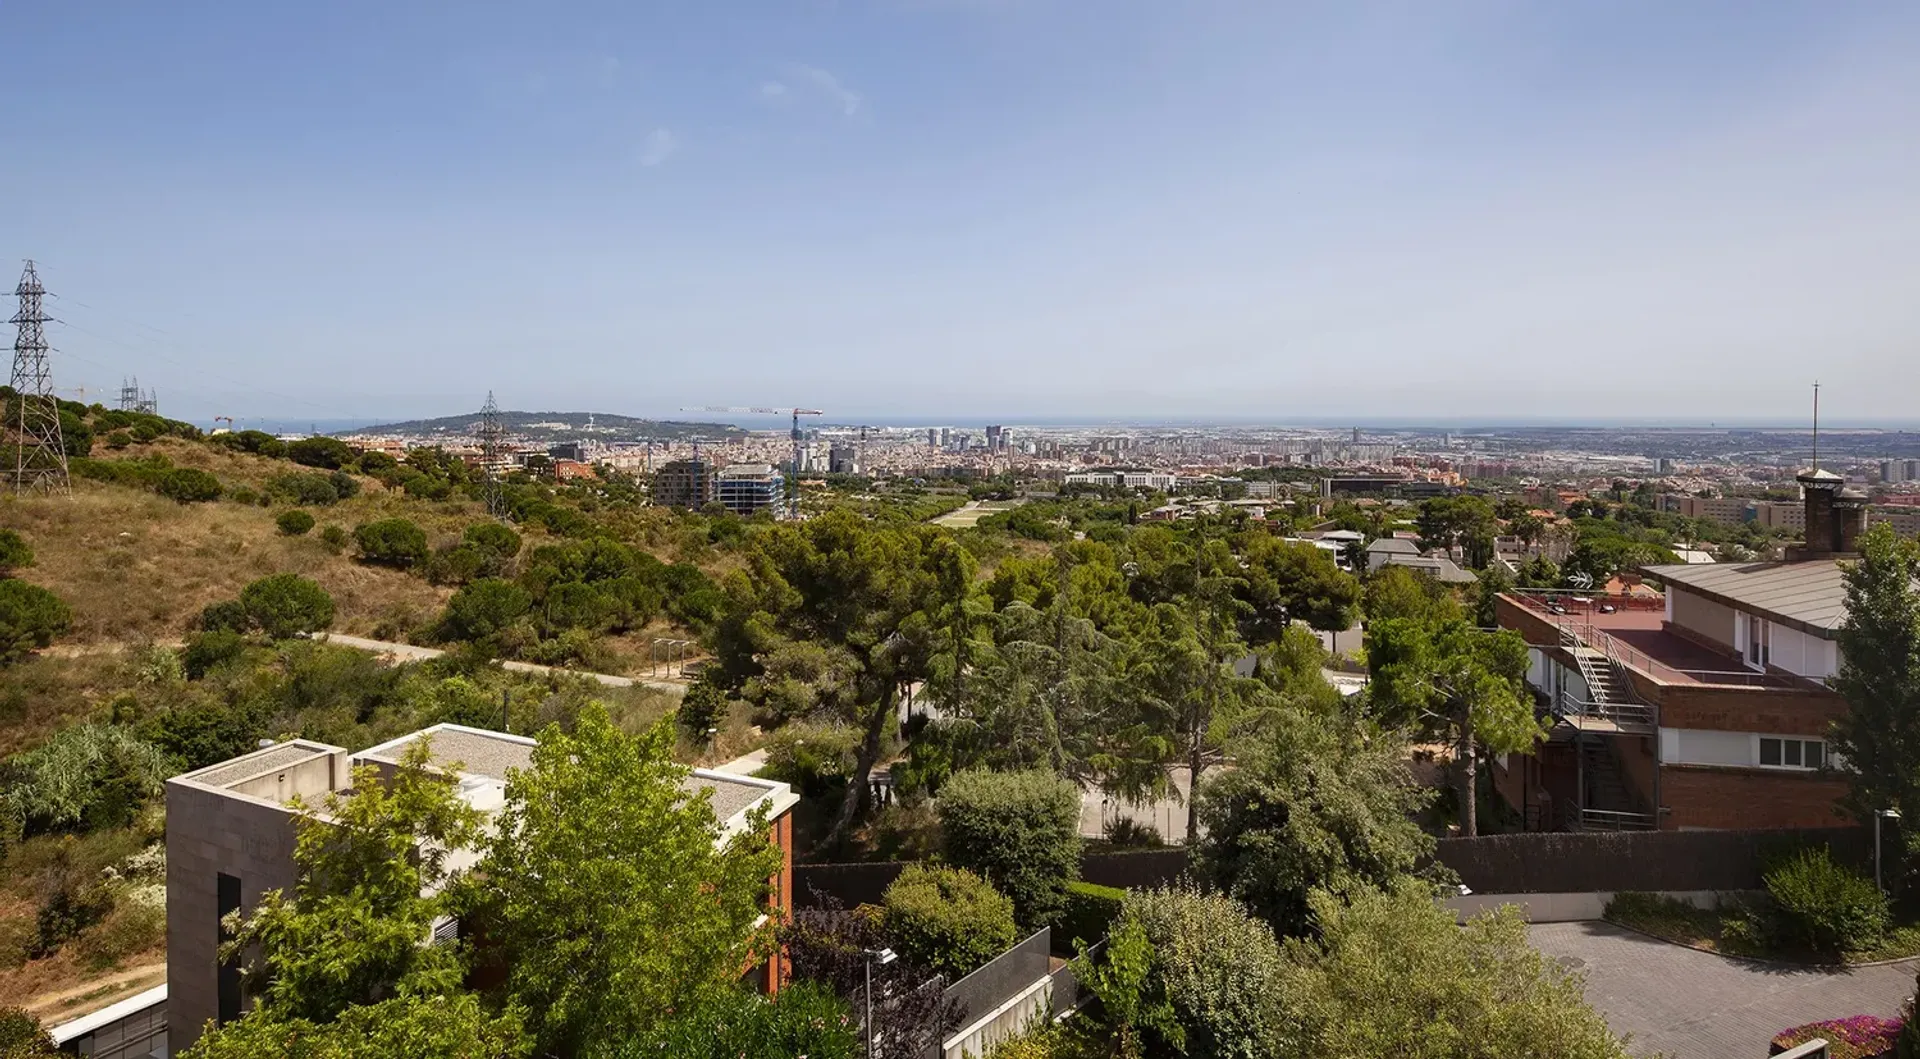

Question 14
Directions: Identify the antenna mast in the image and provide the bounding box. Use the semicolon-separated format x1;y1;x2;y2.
1811;380;1821;472
8;261;70;495
479;391;506;519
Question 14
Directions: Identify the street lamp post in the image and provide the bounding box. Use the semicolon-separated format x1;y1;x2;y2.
1877;808;1903;894
863;947;896;1058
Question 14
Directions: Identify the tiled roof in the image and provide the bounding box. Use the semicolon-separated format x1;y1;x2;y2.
1366;537;1420;554
1641;560;1848;636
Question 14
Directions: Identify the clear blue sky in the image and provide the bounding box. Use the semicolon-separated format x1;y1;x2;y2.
8;2;1919;426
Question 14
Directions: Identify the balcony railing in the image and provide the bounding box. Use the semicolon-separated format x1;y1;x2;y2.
1578;807;1658;831
1556;690;1655;727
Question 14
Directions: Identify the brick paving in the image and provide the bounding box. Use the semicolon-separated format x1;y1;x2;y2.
1528;921;1915;1058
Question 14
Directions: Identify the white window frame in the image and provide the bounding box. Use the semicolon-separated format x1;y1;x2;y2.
1742;612;1770;671
1754;734;1826;771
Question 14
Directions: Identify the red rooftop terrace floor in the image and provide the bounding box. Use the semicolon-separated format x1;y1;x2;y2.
1505;592;1795;688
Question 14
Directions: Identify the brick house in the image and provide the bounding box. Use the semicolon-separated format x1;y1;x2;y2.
165;724;797;1052
1492;469;1864;832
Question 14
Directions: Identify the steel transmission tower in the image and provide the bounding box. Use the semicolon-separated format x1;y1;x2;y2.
8;261;69;495
478;391;506;518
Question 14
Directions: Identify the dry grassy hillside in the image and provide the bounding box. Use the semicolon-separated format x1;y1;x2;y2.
1;452;467;645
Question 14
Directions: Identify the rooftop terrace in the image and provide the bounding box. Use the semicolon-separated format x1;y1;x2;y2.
1504;592;1807;689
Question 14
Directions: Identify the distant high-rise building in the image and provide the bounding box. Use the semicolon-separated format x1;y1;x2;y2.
829;443;860;475
927;428;939;447
1881;459;1920;484
652;458;715;508
548;441;584;463
716;464;784;516
1352;426;1362;443
1651;457;1672;475
939;428;951;447
986;425;1004;452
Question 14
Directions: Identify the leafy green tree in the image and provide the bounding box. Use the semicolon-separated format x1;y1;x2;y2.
1234;533;1362;640
0;580;72;665
937;769;1082;930
882;864;1017;978
1070;917;1182;1059
606;983;856;1059
1831;522;1920;846
1363;565;1457;625
276;509;316;536
354;518;429;568
677;678;726;742
1472;564;1514;628
157;467;223;503
239;574;336;639
0;530;33;576
181;993;528;1059
1366;617;1539;837
1123;886;1285;1059
222;739;486;1024
1196;711;1439;938
1272;882;1631;1059
286;435;356;470
714;510;952;849
478;706;782;1055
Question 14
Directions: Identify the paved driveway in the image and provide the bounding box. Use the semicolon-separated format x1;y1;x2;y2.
1528;921;1915;1058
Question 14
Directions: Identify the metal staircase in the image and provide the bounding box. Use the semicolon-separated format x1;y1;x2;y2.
1555;623;1655;728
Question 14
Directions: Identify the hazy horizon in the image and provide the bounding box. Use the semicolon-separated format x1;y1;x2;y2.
8;2;1920;424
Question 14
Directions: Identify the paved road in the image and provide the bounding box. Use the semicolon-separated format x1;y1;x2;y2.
1527;921;1915;1058
316;633;685;694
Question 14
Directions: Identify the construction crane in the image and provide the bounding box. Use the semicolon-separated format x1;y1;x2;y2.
681;406;824;516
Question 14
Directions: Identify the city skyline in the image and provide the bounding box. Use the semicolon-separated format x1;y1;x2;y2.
8;2;1920;423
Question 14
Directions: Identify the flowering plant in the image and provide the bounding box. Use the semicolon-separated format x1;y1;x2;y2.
1771;1015;1903;1059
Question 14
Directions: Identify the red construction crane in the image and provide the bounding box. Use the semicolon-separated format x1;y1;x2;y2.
680;406;824;514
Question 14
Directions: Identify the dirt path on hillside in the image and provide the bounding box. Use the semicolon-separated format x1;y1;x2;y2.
26;960;166;1021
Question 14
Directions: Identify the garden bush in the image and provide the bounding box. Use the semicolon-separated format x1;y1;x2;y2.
1122;886;1285;1059
882;864;1017;979
238;573;336;639
938;769;1083;930
1764;847;1888;955
354;518;429;568
156;467;222;503
1060;881;1127;950
275;509;316;536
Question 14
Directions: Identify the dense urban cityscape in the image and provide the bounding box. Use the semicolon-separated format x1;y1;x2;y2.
10;3;1920;1059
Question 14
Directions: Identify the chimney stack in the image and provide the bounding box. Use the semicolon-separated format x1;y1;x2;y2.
1789;469;1868;560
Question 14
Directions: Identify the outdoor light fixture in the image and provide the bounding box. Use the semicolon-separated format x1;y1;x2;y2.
1876;808;1903;895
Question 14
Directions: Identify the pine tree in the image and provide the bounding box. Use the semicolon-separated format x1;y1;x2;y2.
1831;523;1920;849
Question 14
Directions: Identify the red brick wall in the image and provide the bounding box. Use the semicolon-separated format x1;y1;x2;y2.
1660;765;1852;830
1657;685;1847;737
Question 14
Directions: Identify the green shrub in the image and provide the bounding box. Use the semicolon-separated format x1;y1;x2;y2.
0;1007;56;1056
238;573;336;638
319;525;349;553
199;598;250;633
1764;847;1889;955
354;518;429;568
1123;886;1284;1059
938;769;1083;930
1061;881;1126;950
276;509;316;536
677;679;725;742
227;485;262;506
156;467;222;503
758;722;862;799
104;430;133;450
0;580;72;666
181;630;249;679
1104;817;1164;848
882;864;1017;979
0;529;31;575
265;471;346;506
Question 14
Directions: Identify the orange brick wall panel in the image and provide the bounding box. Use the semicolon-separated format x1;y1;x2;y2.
1658;686;1847;737
1660;766;1852;830
1616;734;1659;810
1495;595;1562;646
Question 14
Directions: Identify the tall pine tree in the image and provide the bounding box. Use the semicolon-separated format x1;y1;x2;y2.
1831;523;1920;849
